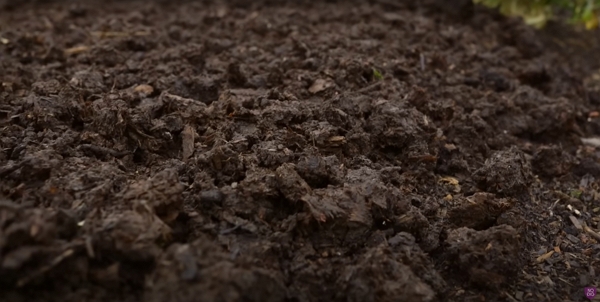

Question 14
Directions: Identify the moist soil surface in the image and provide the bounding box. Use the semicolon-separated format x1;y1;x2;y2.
2;0;600;301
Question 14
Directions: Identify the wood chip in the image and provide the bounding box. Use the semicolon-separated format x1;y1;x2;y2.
569;215;583;231
566;234;580;243
581;137;600;148
181;125;195;160
536;250;554;263
583;225;600;242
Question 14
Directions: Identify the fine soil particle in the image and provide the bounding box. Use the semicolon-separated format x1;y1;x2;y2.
2;0;600;301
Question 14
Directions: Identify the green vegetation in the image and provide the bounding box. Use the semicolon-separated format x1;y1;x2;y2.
473;0;600;29
570;189;583;198
372;68;383;81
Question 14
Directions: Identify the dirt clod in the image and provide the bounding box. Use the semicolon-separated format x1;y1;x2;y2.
473;146;533;197
2;0;600;301
445;225;522;289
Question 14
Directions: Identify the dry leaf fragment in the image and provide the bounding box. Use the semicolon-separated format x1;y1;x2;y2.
181;125;195;160
134;84;154;96
439;176;461;193
536;250;554;263
308;79;332;94
439;176;459;185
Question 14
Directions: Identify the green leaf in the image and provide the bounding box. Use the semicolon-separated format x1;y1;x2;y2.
472;0;600;30
570;189;583;199
372;68;383;81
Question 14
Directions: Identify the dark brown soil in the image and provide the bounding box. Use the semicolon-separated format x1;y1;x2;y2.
1;0;600;301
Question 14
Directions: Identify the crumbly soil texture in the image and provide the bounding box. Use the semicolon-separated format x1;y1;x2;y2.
2;0;600;301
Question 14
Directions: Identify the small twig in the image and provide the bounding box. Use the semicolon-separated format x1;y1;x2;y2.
85;236;95;259
357;81;383;94
220;224;242;235
160;91;206;108
502;292;519;302
583;224;600;242
90;31;151;38
548;199;560;216
79;144;131;158
17;249;75;287
63;45;89;56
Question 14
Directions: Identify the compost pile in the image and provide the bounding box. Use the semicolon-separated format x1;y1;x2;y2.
1;0;600;301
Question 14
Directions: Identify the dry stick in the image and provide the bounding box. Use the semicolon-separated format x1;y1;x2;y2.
85;236;95;259
583;225;600;242
17;249;75;287
79;144;131;158
357;81;383;94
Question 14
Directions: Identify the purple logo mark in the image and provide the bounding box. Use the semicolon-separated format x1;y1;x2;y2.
585;287;597;300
